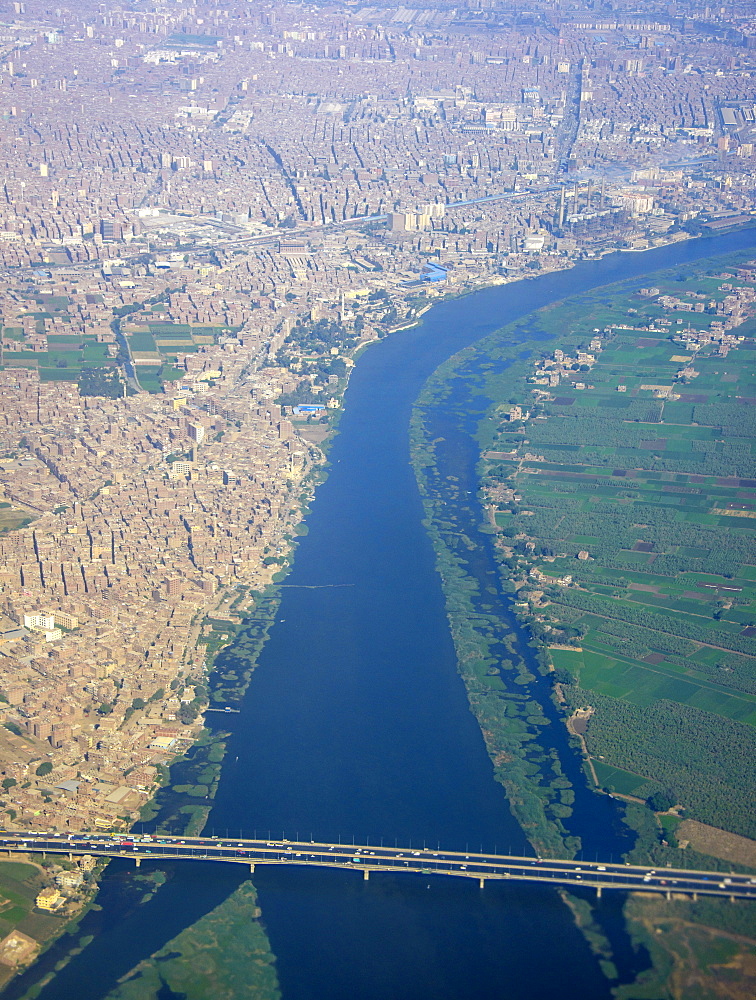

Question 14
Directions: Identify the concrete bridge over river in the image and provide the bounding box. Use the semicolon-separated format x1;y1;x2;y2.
2;832;754;901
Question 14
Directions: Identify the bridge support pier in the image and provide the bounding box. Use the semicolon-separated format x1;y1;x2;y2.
479;877;485;889
692;892;698;902
134;857;141;868
249;863;255;874
68;853;73;862
596;886;602;899
665;890;671;901
363;868;370;881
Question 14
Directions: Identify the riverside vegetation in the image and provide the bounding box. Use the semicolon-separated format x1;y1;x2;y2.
103;881;279;1000
410;249;756;998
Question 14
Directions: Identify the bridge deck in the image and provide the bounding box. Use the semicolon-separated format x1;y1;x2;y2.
1;834;753;899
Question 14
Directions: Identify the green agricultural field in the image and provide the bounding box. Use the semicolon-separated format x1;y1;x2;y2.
136;365;163;392
35;294;69;311
45;335;81;347
161;365;185;383
549;648;584;674
575;648;756;724
2;338;111;380
122;323;232;390
591;761;650;797
473;248;756;834
126;331;158;352
81;342;110;363
148;322;192;334
0;502;34;534
39;368;79;382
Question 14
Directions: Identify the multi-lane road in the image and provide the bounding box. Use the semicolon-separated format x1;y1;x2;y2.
1;832;754;898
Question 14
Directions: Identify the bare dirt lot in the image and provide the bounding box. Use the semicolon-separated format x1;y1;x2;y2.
677;819;756;868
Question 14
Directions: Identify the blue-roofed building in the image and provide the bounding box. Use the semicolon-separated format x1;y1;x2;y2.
292;404;326;416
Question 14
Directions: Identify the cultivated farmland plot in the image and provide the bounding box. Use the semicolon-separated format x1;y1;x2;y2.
478;252;756;838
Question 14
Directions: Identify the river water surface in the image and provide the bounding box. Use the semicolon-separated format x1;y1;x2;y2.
19;229;756;1000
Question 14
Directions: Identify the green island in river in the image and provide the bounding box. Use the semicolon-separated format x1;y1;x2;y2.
410;248;756;1000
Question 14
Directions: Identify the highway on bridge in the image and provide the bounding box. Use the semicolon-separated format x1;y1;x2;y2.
1;832;754;900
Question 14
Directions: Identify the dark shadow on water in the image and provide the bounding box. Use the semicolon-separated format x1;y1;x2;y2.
156;980;187;1000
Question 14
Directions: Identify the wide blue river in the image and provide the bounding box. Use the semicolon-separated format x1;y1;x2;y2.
17;228;756;1000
